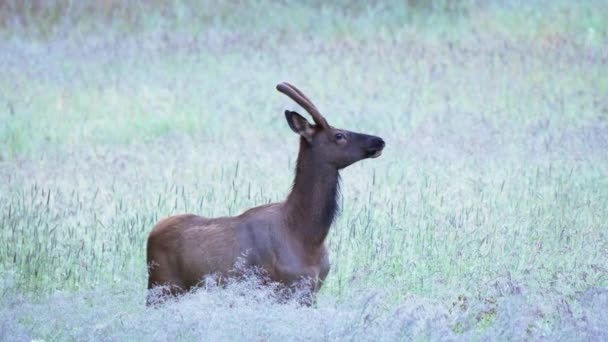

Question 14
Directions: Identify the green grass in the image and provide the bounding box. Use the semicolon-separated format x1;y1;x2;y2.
1;0;608;340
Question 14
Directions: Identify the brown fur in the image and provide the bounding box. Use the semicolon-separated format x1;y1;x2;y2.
146;83;385;305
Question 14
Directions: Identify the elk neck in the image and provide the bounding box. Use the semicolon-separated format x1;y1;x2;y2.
285;138;340;246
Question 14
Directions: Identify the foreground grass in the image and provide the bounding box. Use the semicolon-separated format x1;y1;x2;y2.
1;1;608;340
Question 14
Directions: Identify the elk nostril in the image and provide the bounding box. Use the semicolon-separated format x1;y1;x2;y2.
372;138;385;149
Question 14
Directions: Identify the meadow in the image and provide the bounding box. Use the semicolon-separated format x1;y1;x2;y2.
1;0;607;340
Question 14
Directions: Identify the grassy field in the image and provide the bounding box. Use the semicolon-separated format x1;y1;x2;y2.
1;0;608;340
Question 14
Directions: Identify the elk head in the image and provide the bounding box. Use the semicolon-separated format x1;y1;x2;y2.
277;82;385;170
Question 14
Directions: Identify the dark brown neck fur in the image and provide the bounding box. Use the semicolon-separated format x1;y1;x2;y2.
285;138;340;246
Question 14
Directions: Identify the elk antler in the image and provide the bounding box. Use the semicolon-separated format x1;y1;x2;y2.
282;82;319;111
277;82;329;128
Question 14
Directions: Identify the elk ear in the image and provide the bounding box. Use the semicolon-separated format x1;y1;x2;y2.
285;110;314;143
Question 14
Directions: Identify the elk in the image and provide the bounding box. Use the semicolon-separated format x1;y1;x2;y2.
146;82;385;305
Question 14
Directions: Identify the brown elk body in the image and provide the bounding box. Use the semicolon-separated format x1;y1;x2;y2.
146;83;385;305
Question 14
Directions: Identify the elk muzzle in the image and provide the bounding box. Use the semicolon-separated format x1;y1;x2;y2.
364;136;385;158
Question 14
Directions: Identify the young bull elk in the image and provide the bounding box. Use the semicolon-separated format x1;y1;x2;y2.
146;82;385;305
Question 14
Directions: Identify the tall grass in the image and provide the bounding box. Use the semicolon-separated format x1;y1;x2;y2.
1;0;607;340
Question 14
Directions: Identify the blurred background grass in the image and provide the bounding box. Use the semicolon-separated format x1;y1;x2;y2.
1;0;607;39
1;0;608;340
1;0;607;159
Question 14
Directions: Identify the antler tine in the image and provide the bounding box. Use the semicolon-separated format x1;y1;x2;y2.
276;82;329;128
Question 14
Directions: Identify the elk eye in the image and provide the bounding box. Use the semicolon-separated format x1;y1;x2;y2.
335;133;345;141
